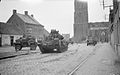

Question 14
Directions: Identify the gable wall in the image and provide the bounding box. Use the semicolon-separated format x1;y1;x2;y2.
7;14;25;34
25;24;47;40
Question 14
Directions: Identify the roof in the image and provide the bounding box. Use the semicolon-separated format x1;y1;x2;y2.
0;22;23;35
16;13;43;27
88;22;110;27
43;28;49;36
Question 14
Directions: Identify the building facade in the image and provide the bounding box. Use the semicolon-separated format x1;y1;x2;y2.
88;22;109;42
0;9;49;46
109;0;120;57
73;0;88;43
7;10;49;40
62;34;70;41
0;22;23;46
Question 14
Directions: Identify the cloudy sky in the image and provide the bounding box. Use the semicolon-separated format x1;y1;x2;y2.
0;0;112;37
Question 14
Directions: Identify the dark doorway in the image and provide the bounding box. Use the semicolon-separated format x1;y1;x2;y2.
10;36;14;46
0;37;1;47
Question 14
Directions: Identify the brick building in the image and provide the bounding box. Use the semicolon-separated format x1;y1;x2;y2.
7;10;49;40
62;34;70;41
88;22;109;42
0;9;49;46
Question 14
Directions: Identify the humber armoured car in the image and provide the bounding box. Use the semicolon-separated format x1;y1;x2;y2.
38;30;68;53
14;35;37;51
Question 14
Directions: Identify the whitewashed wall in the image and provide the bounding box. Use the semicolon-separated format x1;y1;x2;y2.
2;34;22;46
2;35;10;46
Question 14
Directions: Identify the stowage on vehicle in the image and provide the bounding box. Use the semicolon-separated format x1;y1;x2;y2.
38;30;68;53
14;35;37;52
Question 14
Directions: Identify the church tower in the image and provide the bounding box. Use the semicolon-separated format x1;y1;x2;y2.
73;0;88;43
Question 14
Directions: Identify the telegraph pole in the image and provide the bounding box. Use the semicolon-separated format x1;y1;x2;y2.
101;0;113;21
102;0;113;10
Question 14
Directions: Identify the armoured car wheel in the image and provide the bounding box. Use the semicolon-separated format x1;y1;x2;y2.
30;45;36;50
15;45;22;52
87;44;88;46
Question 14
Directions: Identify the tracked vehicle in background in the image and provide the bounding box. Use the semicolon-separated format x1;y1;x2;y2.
38;30;68;53
14;35;37;52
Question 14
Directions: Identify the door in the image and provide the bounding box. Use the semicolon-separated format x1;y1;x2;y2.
10;36;14;46
0;37;1;47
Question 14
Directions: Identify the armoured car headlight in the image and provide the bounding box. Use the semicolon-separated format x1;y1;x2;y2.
53;49;57;51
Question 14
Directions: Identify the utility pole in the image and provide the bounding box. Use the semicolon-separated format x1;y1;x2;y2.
101;0;113;21
102;0;113;10
103;0;105;9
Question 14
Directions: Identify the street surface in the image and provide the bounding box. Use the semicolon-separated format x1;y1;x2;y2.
0;43;119;75
74;43;120;75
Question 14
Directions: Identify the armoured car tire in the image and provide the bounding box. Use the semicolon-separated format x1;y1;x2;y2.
30;45;36;50
87;44;88;46
15;45;22;52
87;43;89;46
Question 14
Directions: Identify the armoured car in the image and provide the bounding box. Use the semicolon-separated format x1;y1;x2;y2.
38;30;68;53
14;35;37;51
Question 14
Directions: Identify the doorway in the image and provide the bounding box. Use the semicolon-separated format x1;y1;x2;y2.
10;36;14;46
0;37;1;47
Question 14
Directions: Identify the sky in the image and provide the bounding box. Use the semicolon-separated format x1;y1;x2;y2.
0;0;112;37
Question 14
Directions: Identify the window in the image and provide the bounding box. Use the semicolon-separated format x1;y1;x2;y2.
26;27;32;34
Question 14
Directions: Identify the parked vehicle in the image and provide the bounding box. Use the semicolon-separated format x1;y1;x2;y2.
14;35;37;52
38;30;68;53
87;39;97;46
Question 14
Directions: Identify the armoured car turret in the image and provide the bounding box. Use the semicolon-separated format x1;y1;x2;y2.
38;29;68;53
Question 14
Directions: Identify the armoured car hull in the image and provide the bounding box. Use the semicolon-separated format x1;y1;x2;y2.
38;29;68;53
38;40;68;53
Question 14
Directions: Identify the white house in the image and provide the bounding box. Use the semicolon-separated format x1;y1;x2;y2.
0;22;23;46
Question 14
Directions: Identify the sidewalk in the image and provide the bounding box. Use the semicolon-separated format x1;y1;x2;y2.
75;43;120;75
0;46;33;60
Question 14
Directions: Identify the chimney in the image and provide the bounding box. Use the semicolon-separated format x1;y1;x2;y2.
25;11;28;15
31;14;34;17
13;9;17;14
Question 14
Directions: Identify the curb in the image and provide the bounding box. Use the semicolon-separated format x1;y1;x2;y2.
0;52;29;60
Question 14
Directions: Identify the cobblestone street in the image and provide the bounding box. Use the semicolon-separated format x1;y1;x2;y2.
0;43;119;75
74;43;120;75
0;43;98;75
